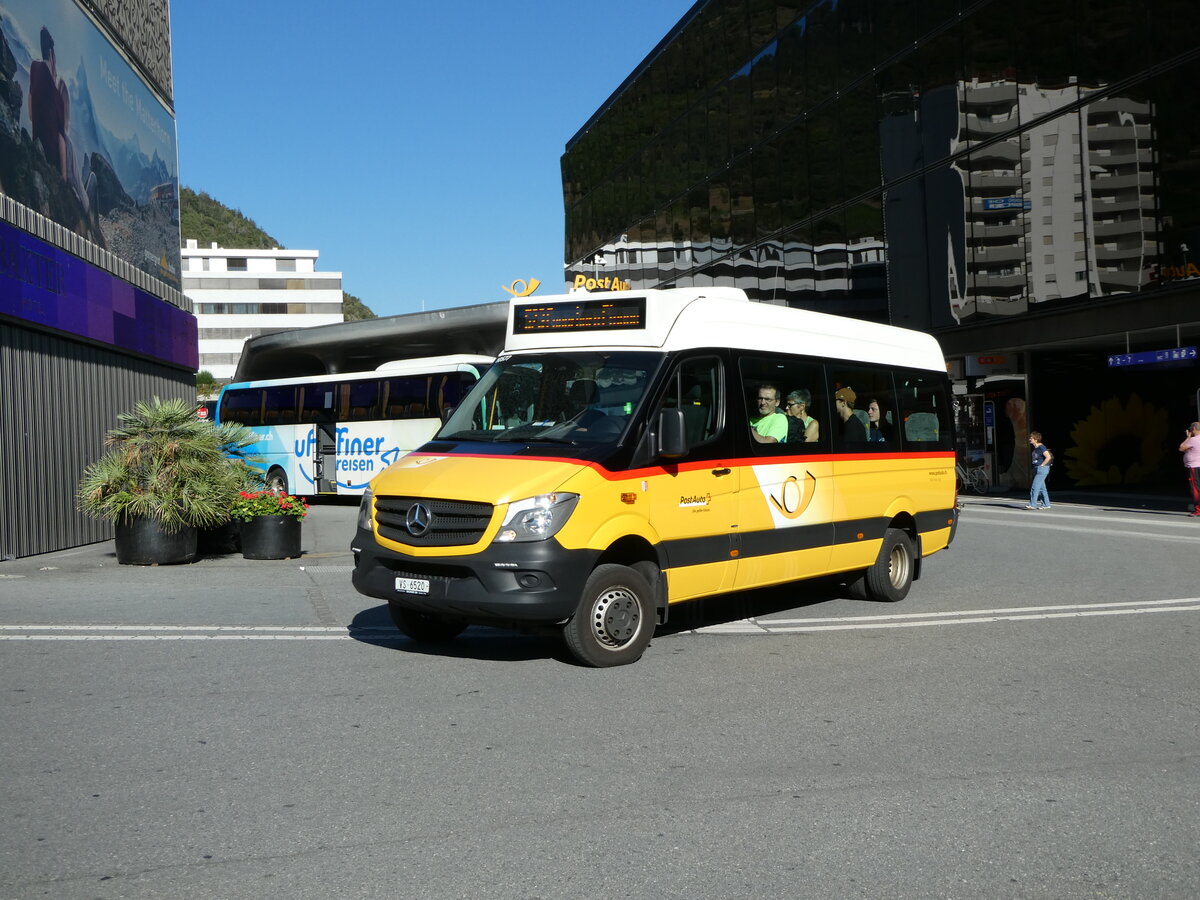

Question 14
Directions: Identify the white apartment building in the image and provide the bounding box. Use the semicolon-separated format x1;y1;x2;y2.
182;240;345;380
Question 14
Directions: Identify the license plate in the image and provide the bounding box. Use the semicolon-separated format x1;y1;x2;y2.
395;577;430;595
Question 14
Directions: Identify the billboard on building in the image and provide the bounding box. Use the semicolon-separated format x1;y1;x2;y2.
0;0;180;291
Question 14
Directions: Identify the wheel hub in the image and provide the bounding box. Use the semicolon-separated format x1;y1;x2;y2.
591;587;641;647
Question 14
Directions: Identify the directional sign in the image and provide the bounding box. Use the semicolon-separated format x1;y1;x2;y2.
1107;346;1197;368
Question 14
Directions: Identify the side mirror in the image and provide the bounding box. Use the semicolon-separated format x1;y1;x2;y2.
657;408;688;458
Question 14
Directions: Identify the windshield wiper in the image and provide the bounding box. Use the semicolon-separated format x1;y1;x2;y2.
487;424;578;444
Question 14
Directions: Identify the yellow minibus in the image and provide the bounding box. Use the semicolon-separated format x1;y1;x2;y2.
352;288;958;666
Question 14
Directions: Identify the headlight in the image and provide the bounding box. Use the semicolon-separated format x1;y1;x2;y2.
356;487;374;531
493;493;580;543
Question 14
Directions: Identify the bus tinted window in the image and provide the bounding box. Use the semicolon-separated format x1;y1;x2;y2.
897;373;952;451
218;387;263;426
828;366;896;450
739;355;829;454
346;380;382;422
262;386;298;425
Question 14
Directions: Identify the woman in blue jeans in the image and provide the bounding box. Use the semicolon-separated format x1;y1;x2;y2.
1026;431;1053;509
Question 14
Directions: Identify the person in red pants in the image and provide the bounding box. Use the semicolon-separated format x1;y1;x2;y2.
1180;422;1200;517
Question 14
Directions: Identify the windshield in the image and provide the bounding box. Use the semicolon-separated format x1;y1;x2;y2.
436;351;661;445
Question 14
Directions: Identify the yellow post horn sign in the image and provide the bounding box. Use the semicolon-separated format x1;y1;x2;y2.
502;278;541;297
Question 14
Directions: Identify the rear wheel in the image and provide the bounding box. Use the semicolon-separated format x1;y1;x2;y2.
388;603;467;643
265;467;289;495
563;564;655;667
862;528;916;602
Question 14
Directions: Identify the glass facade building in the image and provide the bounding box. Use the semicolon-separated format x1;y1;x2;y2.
561;0;1200;495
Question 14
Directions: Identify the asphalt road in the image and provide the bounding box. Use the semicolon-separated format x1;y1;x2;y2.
1;495;1197;898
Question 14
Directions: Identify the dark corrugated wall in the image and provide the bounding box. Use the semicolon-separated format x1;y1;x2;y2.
0;322;193;560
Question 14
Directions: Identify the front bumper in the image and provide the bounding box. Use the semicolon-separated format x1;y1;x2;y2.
351;527;595;625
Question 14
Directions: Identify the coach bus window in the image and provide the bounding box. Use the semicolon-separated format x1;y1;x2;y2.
218;387;263;426
346;380;382;422
262;386;299;425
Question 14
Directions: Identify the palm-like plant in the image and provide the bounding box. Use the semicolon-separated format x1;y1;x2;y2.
78;397;262;532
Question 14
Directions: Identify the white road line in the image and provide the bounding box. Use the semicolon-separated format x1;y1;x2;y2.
959;517;1199;543
759;605;1200;633
763;596;1200;625
4;598;1199;640
962;507;1198;530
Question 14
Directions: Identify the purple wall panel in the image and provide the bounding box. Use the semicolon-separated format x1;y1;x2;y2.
0;220;196;370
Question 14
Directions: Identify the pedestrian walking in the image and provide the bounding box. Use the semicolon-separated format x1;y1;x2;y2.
1026;431;1052;509
1180;421;1200;517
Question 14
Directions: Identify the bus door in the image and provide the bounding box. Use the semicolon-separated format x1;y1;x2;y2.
645;355;740;599
303;385;339;493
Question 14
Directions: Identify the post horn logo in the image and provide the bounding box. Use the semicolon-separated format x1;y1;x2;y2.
502;278;541;297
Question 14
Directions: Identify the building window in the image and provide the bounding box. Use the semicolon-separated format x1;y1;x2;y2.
227;258;248;271
276;259;297;272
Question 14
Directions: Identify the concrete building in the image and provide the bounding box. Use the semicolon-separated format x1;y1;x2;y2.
182;241;344;382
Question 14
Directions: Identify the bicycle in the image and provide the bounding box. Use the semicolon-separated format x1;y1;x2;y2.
955;459;989;495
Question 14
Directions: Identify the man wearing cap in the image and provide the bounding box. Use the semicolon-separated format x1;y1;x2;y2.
835;387;867;442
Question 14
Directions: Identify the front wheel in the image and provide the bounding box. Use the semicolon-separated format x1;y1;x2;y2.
264;466;289;495
562;564;655;667
388;603;467;643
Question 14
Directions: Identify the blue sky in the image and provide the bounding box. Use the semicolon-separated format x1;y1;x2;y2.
170;1;691;318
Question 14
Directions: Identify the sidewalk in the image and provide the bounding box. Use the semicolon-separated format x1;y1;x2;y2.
960;487;1191;516
0;500;359;577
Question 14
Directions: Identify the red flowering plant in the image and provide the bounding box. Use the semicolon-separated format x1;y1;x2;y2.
229;490;309;522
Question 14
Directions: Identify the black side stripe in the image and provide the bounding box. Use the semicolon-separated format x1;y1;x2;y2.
660;508;958;569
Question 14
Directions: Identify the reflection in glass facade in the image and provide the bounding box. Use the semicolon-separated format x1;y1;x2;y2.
561;0;1200;493
562;0;1198;325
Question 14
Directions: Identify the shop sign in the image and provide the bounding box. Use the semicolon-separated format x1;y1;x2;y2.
572;274;631;292
983;197;1031;211
965;354;1017;376
1107;346;1197;368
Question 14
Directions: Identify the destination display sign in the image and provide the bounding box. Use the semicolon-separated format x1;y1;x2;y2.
513;297;647;334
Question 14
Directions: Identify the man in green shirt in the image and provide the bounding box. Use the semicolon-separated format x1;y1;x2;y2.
750;384;788;443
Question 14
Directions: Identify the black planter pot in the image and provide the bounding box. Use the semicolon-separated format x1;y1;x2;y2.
198;520;240;556
239;515;302;560
114;516;198;566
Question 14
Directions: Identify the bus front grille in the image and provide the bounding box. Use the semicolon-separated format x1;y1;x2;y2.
375;496;494;547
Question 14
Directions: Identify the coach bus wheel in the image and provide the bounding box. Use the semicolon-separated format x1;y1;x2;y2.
388;603;467;643
265;467;289;495
563;564;655;667
863;528;915;603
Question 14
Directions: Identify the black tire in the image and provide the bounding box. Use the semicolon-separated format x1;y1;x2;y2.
265;467;289;495
563;564;655;667
862;527;916;602
388;602;467;643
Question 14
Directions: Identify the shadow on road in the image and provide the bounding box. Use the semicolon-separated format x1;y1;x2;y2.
348;573;868;664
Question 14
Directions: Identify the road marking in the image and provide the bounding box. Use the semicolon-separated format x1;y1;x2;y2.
957;513;1199;543
0;625;397;641
3;598;1199;640
739;596;1200;634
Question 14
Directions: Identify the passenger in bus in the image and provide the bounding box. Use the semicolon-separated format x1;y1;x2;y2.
750;384;788;443
866;398;892;443
835;387;867;442
784;389;819;443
